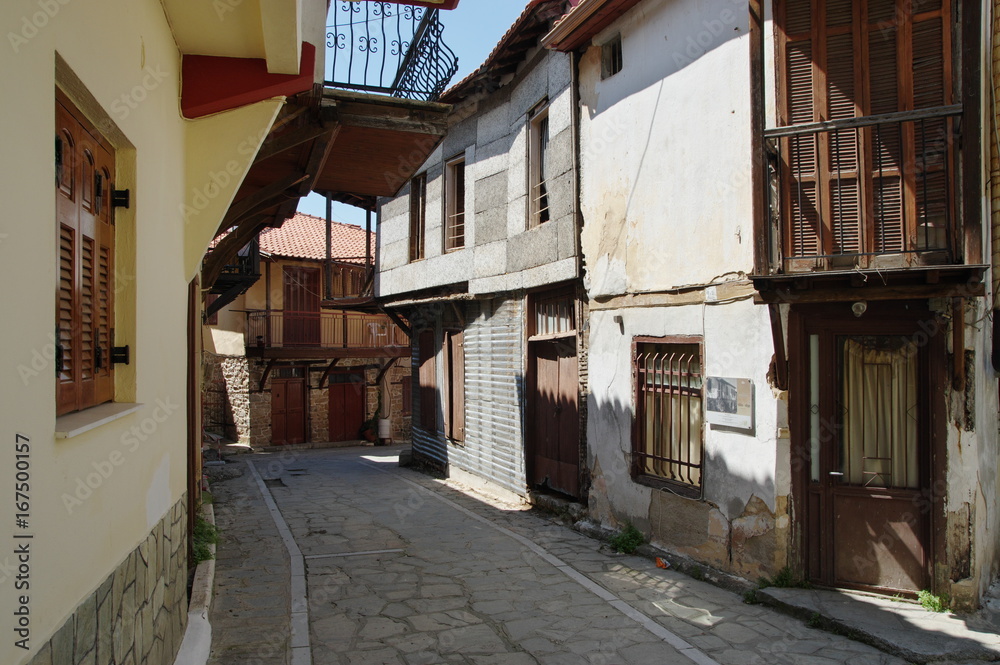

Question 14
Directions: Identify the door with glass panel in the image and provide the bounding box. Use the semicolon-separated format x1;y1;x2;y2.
799;310;933;594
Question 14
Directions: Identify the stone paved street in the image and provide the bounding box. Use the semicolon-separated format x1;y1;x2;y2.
207;446;913;665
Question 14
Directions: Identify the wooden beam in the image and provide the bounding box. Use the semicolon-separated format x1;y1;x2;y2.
317;358;342;388
220;173;308;230
337;113;448;136
255;123;333;164
953;298;965;392
202;213;271;289
375;357;400;386
385;310;412;338
258;359;277;392
749;0;768;276
961;0;983;264
768;303;788;391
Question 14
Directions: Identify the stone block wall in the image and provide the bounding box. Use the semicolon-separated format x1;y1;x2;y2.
25;497;188;665
248;362;272;448
202;352;250;443
309;384;329;443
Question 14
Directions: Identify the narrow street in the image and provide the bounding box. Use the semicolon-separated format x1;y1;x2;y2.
206;447;906;665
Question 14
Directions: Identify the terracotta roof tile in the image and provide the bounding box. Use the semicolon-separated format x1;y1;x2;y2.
258;212;371;265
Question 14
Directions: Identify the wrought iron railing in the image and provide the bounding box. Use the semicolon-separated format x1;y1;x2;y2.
765;105;962;273
325;1;459;101
246;309;408;349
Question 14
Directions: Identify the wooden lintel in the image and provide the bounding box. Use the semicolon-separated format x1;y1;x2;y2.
337;112;448;136
246;347;410;360
296;124;340;197
753;281;986;305
258;359;277;392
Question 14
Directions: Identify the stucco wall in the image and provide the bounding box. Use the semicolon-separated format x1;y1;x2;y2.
378;49;578;298
0;1;286;661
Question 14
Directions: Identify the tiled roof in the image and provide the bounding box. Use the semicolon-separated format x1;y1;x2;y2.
257;213;371;265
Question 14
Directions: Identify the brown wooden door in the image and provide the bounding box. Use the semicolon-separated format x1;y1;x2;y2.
283;267;320;345
527;338;579;498
329;373;365;442
795;307;936;594
271;377;306;445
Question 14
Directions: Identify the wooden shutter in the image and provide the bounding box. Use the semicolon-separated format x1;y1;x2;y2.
56;91;115;415
409;175;426;261
444;330;465;441
777;0;953;266
417;330;436;429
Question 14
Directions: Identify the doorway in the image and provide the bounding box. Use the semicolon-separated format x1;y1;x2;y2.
329;371;365;442
283;266;321;346
271;369;307;445
792;303;943;594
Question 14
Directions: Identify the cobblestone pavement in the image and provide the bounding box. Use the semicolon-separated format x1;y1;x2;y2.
208;446;912;665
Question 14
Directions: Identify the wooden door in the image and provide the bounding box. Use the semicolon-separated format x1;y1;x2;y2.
794;306;937;594
271;377;306;445
527;338;579;498
329;372;365;442
283;267;320;345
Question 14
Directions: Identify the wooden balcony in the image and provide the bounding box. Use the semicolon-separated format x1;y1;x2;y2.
245;310;409;359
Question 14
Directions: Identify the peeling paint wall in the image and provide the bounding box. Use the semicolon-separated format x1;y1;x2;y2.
579;0;786;579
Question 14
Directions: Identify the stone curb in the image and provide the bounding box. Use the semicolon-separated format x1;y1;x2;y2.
172;502;216;665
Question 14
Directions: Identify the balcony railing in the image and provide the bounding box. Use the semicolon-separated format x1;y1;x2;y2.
325;1;459;102
246;310;408;350
765;105;962;273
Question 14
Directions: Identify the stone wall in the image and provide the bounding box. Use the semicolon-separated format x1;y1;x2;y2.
309;384;329;443
26;497;187;665
383;361;412;443
202;352;250;443
248;362;272;448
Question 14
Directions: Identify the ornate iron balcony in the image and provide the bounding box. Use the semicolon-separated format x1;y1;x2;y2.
326;1;459;102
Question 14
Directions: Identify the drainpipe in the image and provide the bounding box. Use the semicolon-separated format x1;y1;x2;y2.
366;207;373;288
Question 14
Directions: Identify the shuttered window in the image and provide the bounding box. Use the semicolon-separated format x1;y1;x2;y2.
409;174;426;262
443;329;465;441
776;0;955;269
417;330;436;429
56;91;116;416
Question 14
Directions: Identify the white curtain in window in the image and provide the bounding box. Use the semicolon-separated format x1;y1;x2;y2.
841;337;919;489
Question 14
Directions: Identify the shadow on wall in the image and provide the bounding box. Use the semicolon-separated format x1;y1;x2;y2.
586;392;784;581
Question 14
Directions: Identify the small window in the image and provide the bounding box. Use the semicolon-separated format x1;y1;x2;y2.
633;338;704;495
275;367;305;379
409;173;427;262
205;294;219;326
528;104;551;228
602;34;623;79
530;291;575;338
444;155;466;251
401;375;412;416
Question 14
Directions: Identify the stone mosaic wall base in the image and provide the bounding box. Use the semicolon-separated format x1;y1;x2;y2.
25;497;188;665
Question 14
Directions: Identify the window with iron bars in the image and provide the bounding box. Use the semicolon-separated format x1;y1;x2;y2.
633;338;704;496
528;103;551;228
444;154;465;251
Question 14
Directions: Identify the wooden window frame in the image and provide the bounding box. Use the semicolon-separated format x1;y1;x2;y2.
56;89;117;417
773;0;957;272
601;34;623;79
631;335;705;498
528;102;551;229
444;154;466;252
409;173;427;262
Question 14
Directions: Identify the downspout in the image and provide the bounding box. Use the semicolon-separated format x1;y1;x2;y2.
571;49;583;281
366;207;373;287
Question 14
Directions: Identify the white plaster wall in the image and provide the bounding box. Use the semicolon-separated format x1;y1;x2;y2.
578;0;754;298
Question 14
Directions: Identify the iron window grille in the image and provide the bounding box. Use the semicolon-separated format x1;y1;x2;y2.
633;338;704;496
602;34;623;79
528;104;551;228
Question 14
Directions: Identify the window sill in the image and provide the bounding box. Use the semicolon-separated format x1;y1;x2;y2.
633;474;702;500
56;402;143;440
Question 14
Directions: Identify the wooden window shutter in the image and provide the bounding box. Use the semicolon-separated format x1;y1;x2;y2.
445;330;465;441
777;0;953;266
417;330;436;429
56;91;116;415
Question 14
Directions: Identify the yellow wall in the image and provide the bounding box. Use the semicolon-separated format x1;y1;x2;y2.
0;1;289;661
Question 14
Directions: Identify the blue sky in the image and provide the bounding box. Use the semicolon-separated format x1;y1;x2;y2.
297;0;529;225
